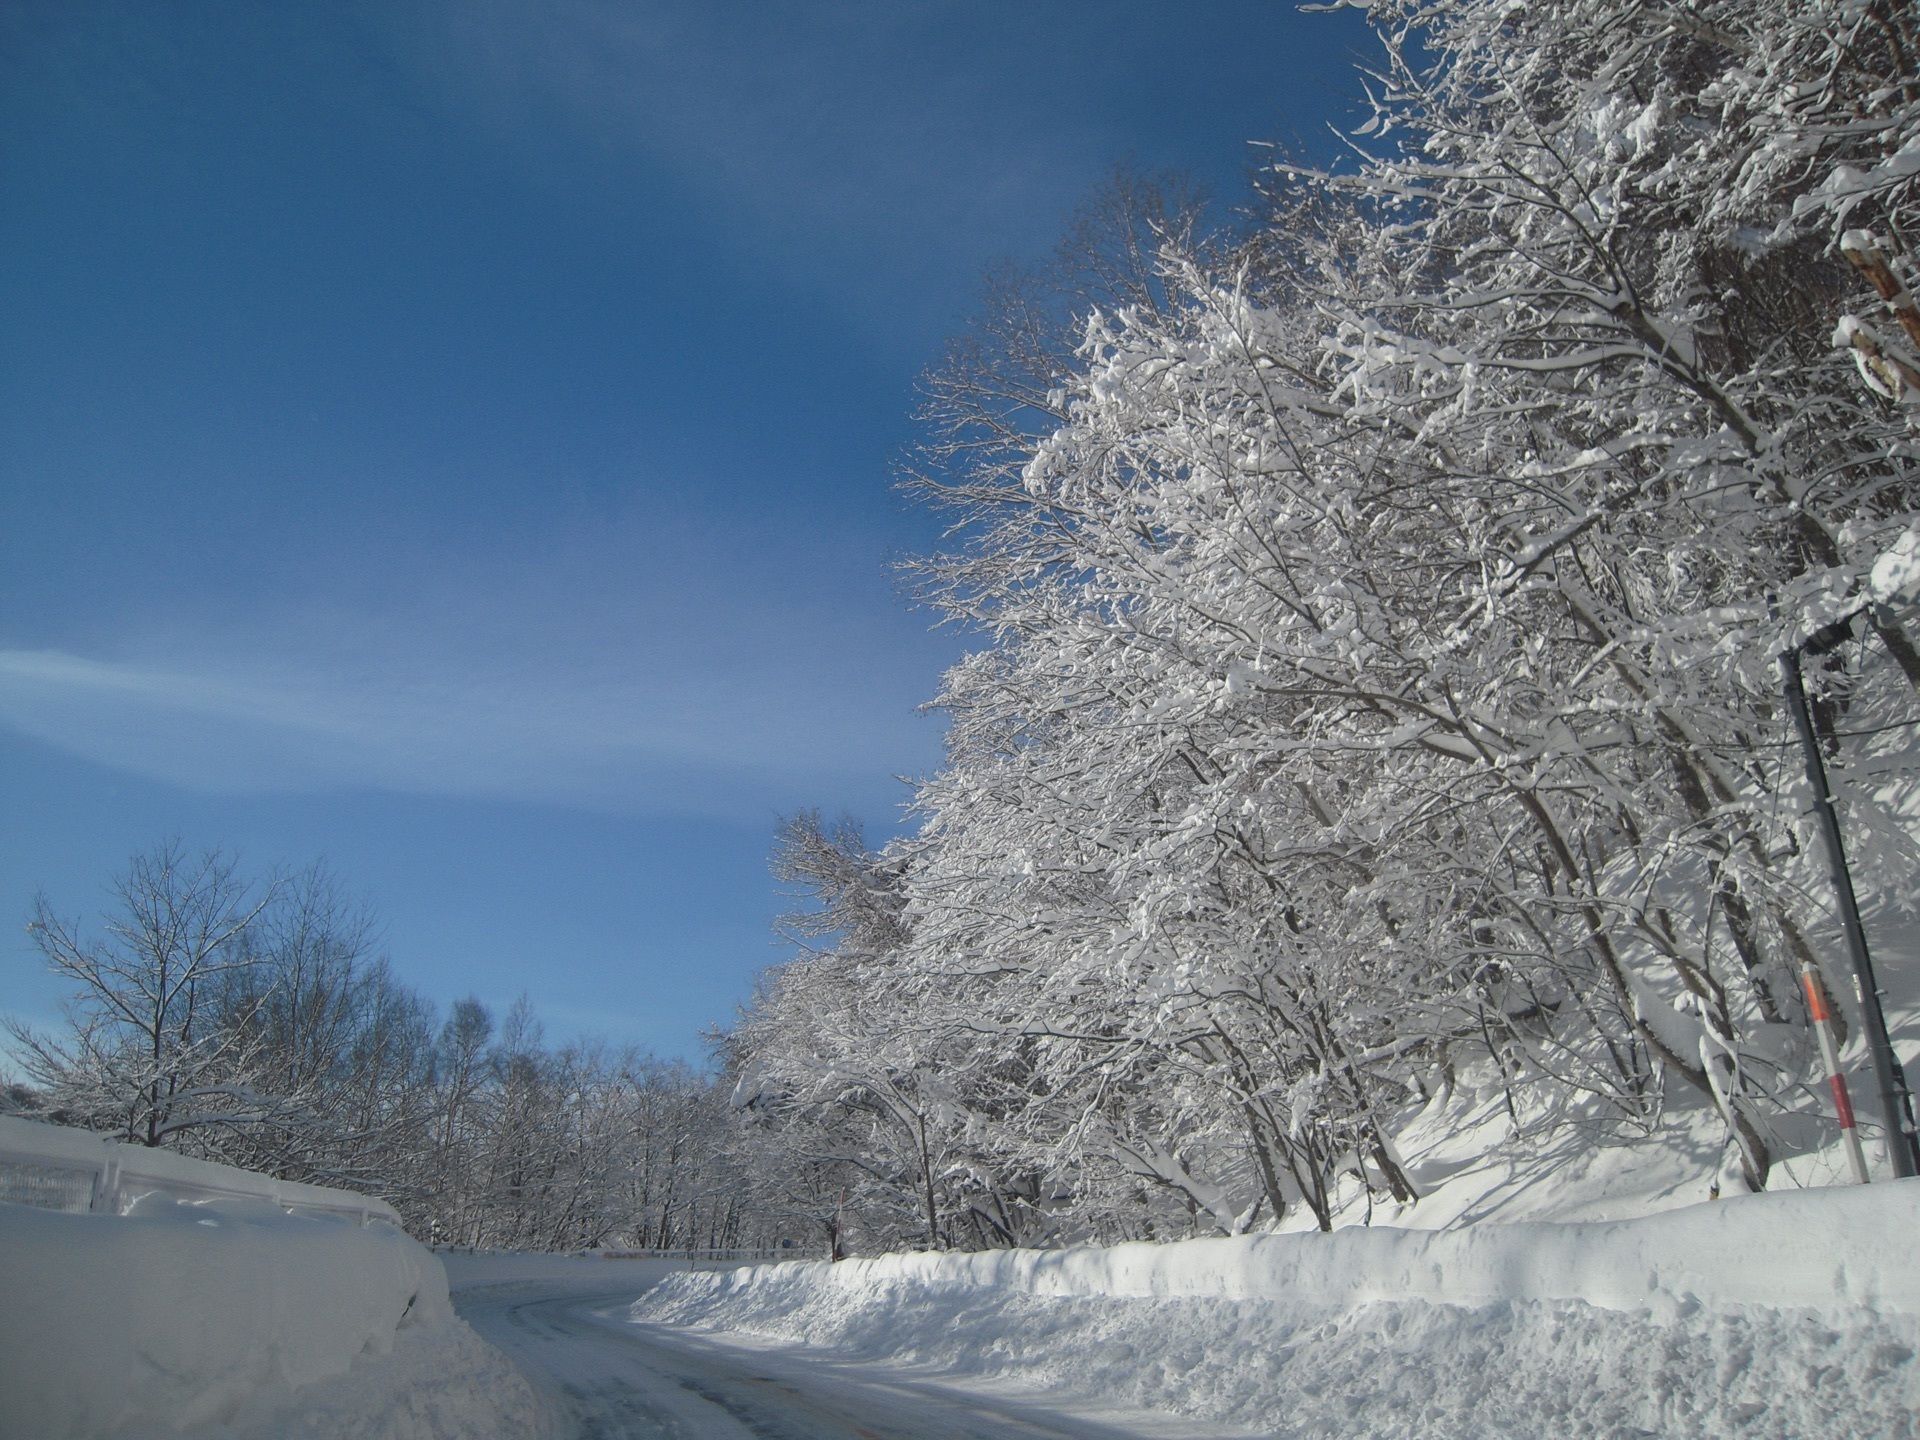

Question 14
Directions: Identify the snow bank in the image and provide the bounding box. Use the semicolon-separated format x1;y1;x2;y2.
635;1182;1920;1438
0;1196;539;1440
195;1312;545;1440
811;1178;1920;1317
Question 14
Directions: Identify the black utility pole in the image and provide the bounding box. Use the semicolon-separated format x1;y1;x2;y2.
1780;643;1920;1179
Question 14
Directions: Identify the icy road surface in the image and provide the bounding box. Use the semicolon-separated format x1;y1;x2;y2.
455;1277;1258;1440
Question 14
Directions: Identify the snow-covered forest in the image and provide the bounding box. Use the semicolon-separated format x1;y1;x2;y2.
723;0;1920;1252
11;0;1920;1265
5;843;752;1252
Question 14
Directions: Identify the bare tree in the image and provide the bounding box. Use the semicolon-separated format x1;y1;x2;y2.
9;841;278;1147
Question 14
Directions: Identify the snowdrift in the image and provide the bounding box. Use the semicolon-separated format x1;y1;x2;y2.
635;1181;1920;1438
0;1193;538;1440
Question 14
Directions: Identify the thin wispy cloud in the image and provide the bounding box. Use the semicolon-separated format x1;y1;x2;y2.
0;639;928;819
0;525;948;820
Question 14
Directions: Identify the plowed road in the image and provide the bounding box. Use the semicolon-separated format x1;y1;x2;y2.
454;1277;1251;1440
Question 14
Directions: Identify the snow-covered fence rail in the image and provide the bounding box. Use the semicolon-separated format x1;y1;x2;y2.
597;1245;827;1268
0;1114;400;1227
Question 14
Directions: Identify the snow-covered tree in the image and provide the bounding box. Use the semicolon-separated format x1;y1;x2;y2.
725;0;1920;1246
9;841;280;1147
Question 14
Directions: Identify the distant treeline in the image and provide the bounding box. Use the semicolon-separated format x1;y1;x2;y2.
6;840;758;1252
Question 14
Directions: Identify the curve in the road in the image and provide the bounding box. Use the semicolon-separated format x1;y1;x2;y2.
456;1281;1252;1440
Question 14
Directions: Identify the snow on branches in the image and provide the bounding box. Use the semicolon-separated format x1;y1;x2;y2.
727;0;1920;1248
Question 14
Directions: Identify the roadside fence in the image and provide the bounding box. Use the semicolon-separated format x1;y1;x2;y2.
596;1246;825;1268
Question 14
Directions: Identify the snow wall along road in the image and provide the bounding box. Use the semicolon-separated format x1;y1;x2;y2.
636;1180;1920;1439
0;1116;459;1440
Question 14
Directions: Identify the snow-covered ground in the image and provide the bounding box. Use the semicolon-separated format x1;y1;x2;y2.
7;1153;1918;1437
8;1080;1920;1439
635;1180;1920;1438
615;1033;1920;1437
0;1195;540;1440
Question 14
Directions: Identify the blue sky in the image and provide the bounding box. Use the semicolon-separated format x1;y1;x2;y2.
1;0;1370;1063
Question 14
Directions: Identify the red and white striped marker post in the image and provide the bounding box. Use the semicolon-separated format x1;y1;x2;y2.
1803;959;1872;1184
